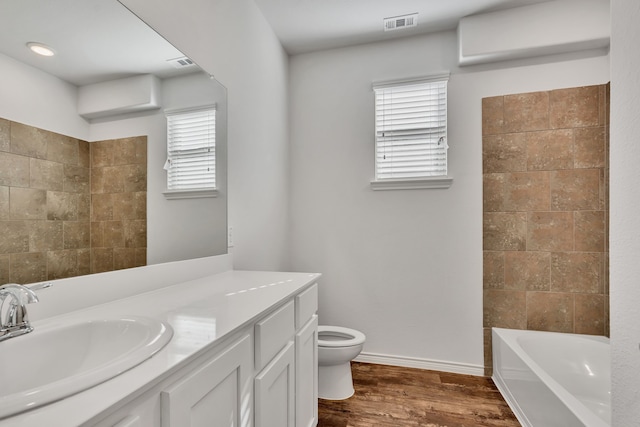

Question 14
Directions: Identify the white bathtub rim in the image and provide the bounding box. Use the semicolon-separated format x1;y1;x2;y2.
492;327;610;427
492;367;534;427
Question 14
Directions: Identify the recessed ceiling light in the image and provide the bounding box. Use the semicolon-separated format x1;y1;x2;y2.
27;42;56;57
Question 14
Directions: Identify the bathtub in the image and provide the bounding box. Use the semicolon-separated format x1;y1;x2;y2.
492;328;610;427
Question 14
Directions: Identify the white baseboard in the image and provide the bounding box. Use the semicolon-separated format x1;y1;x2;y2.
354;352;485;377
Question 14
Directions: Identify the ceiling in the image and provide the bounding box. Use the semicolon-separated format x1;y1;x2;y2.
0;0;196;86
253;0;553;55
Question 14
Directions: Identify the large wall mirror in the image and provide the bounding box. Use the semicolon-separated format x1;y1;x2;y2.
0;0;227;284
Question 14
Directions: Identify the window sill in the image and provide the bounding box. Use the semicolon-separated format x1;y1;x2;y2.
163;188;218;199
370;176;453;190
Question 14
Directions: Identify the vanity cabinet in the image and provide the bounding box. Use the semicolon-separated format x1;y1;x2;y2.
295;284;319;427
88;281;318;427
160;334;253;427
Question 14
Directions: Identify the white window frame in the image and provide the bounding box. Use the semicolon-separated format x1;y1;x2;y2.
370;74;453;190
163;105;218;199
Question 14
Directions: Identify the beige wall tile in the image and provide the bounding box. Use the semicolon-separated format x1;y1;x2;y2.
483;289;527;329
575;294;605;335
91;193;113;221
124;220;147;248
504;172;550;211
77;194;90;221
124;164;147;192
483;173;505;212
575;211;605;252
47;191;78;221
77;249;91;276
550;86;600;129
574;127;606;169
0;221;28;254
483;328;493;377
526;129;573;171
527;212;574;251
0;186;8;220
526;292;574;333
113;137;147;166
78;140;90;168
103;221;124;248
91;167;105;194
504;251;551;291
64;165;90;194
0;120;148;280
10;252;46;284
482;133;527;173
114;247;137;270
134;136;147;165
504;91;549;132
91;248;113;274
102;166;125;193
47;250;78;280
550;169;601;211
0;151;30;187
0;254;9;283
551;252;602;294
483;251;505;289
10;187;46;220
483;212;527;251
63;221;90;249
28;221;63;252
91;140;114;167
91;222;104;248
134;192;147;220
113;193;134;220
482;96;504;136
135;248;146;267
0;118;10;152
10;122;48;159
47;134;78;165
30;158;64;191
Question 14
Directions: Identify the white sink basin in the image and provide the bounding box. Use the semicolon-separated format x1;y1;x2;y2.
0;316;173;419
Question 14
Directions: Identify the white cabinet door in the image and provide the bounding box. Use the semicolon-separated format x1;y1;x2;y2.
255;341;295;427
161;334;252;427
296;315;318;427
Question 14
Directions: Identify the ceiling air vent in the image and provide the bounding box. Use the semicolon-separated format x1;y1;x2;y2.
384;13;418;32
167;56;196;69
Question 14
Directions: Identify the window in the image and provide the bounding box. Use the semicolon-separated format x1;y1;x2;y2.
164;105;217;198
371;75;452;190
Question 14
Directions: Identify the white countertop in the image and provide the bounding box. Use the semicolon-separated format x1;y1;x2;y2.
0;269;320;427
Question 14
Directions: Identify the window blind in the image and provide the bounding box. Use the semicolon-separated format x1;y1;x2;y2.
166;106;216;190
374;78;448;180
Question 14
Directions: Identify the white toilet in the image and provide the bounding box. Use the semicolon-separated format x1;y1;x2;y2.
317;326;366;400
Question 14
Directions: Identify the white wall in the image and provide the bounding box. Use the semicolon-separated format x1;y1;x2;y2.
610;0;640;424
289;32;609;369
120;0;291;271
0;52;89;139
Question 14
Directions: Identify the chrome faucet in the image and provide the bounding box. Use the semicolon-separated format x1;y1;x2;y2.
0;283;46;342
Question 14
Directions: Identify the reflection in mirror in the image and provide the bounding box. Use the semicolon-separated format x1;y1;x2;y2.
0;0;227;283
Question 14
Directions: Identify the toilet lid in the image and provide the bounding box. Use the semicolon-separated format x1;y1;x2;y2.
318;326;366;347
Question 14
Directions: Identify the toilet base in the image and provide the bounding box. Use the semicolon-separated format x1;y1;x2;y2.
318;362;355;400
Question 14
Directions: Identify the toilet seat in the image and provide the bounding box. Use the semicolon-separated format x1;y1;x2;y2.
318;326;366;348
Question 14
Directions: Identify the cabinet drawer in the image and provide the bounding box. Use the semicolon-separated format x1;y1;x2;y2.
295;283;318;329
255;301;295;370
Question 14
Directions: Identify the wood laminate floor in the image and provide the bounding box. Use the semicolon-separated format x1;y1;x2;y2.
318;362;521;427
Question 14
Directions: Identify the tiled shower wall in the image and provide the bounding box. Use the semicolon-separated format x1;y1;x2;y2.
0;118;146;282
482;84;609;373
90;136;147;273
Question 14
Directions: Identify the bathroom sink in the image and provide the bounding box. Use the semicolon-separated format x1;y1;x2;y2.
0;316;173;419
